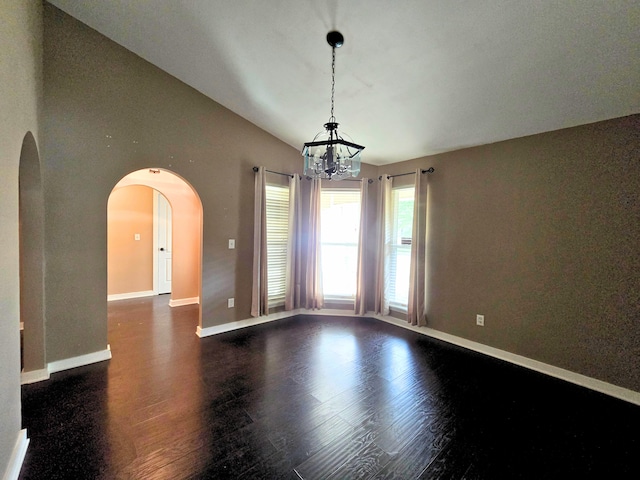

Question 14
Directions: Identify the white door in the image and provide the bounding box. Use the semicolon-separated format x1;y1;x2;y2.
157;192;172;294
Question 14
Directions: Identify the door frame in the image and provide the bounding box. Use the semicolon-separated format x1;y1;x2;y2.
152;189;172;295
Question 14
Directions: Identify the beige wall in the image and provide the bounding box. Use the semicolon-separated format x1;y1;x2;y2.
42;4;301;362
379;115;640;391
0;0;42;475
107;185;154;295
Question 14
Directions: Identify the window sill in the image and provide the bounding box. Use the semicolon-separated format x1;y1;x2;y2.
389;304;408;314
324;297;355;304
268;300;285;309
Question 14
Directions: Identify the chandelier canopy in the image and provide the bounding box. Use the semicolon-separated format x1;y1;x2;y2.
302;31;364;180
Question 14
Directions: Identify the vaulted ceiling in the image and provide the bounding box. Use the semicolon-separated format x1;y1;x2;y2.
48;0;640;165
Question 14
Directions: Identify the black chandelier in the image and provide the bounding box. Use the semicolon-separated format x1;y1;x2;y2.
302;31;364;180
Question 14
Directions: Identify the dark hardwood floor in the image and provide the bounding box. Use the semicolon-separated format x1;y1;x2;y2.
20;296;640;479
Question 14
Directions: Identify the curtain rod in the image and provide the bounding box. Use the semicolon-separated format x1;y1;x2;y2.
378;167;434;181
253;166;295;178
305;176;374;184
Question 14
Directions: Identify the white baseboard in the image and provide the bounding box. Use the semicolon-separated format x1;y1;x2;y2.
20;368;50;385
195;308;362;337
196;309;301;337
107;290;155;301
195;307;640;405
370;313;640;407
169;296;200;307
3;429;29;480
47;345;112;374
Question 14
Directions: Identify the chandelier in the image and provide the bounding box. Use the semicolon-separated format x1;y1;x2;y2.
302;31;364;180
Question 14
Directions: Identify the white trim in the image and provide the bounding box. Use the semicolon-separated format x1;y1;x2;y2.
196;308;360;338
196;308;640;405
370;313;640;406
196;309;301;337
193;308;640;405
107;290;155;301
3;429;29;480
20;368;49;385
152;190;159;295
299;308;357;316
47;345;112;374
169;296;199;307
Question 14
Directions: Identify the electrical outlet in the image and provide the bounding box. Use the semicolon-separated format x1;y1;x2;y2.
227;298;234;308
476;314;485;326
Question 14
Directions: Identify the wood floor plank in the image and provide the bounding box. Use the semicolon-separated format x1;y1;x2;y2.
370;420;454;480
325;441;391;480
293;423;378;480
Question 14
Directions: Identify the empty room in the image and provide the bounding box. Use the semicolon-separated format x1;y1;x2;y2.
2;1;639;479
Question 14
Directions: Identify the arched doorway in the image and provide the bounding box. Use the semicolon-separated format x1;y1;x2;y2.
19;132;46;379
107;168;203;322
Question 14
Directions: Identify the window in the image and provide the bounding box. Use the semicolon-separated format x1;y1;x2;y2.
387;186;414;309
320;189;361;301
265;184;289;307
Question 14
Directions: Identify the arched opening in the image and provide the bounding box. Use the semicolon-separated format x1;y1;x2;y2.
19;131;46;377
107;168;203;323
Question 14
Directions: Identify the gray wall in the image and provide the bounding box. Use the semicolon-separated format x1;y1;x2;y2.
0;0;42;475
381;116;640;391
43;5;302;362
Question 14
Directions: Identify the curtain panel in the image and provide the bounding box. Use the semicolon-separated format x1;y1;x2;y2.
250;166;268;317
407;168;428;326
304;177;324;309
374;175;392;315
285;174;301;310
354;178;369;315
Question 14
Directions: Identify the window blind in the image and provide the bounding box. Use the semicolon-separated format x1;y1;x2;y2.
387;186;414;309
265;184;290;306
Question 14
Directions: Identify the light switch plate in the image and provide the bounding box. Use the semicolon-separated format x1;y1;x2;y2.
228;239;235;249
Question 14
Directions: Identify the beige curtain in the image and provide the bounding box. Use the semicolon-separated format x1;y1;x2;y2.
251;166;268;317
407;169;428;326
354;178;369;315
374;174;392;315
285;174;301;310
305;177;324;309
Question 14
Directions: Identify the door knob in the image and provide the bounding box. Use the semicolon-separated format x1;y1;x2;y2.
160;248;165;251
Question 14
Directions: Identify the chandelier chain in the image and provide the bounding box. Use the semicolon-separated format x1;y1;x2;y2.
330;46;336;121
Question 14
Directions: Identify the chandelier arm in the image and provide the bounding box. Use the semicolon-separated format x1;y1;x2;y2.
303;138;365;150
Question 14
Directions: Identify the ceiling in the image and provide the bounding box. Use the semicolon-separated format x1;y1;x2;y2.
48;0;639;166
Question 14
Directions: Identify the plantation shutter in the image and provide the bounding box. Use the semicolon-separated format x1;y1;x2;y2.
265;184;290;306
388;186;414;308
